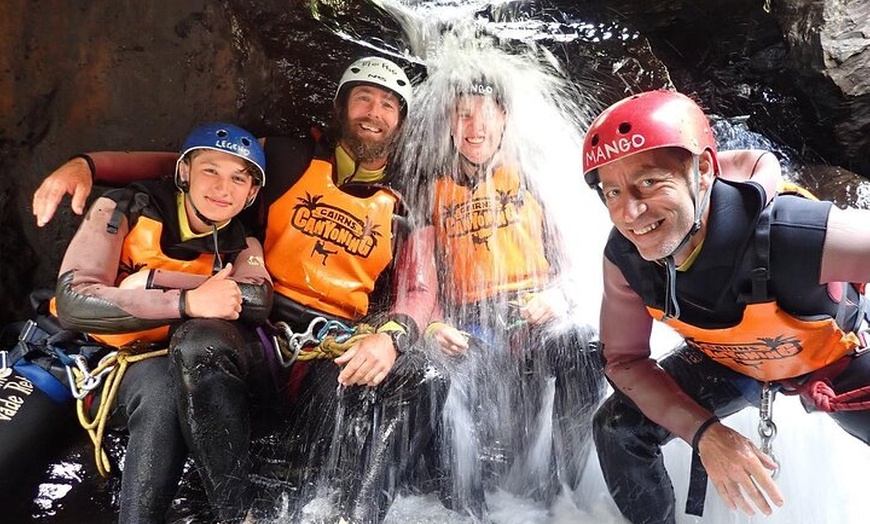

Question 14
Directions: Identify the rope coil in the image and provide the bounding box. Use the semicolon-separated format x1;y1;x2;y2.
74;348;169;477
273;317;375;366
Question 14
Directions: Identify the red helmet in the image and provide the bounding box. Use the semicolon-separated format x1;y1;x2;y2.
582;90;719;190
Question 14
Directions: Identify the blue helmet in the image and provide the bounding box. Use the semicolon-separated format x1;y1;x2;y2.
175;123;266;188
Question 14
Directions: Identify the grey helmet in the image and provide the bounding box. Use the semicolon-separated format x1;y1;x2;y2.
334;56;413;116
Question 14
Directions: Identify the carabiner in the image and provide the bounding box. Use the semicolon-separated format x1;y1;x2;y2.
273;317;329;368
758;382;780;478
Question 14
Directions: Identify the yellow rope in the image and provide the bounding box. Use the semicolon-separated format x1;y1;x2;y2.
291;323;377;362
74;348;168;477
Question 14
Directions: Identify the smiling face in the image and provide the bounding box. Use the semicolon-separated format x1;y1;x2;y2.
597;147;714;263
179;149;259;232
340;84;402;169
451;94;506;167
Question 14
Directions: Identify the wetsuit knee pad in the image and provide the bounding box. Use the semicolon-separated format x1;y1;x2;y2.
169;318;249;369
592;392;636;437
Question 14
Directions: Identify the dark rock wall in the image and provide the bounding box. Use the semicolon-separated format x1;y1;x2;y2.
1;0;868;322
2;1;263;320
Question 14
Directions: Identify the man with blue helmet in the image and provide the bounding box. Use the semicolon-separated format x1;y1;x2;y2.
34;57;445;523
53;122;272;523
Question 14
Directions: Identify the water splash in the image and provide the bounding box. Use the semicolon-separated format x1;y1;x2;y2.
384;8;610;522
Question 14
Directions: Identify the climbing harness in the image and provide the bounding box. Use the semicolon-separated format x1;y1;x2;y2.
781;335;870;413
74;347;169;477
4;317;109;403
758;382;780;478
272;317;376;367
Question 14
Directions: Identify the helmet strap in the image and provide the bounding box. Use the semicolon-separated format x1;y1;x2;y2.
181;190;223;274
662;255;681;320
656;154;713;319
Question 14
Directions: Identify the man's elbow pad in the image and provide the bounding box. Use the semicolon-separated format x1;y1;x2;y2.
239;282;273;324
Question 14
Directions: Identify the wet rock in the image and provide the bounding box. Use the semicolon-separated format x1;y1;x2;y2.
771;0;870;177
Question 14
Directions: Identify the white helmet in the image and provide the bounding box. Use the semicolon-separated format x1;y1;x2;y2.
334;56;413;116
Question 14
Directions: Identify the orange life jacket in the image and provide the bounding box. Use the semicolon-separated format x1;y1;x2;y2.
649;301;862;381
432;166;550;304
93;216;217;348
264;159;398;319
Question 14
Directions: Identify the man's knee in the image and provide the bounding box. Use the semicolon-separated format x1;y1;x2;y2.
593;392;636;444
170;319;248;372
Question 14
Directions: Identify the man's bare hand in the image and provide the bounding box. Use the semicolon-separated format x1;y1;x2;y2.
33;157;94;227
335;332;397;387
185;264;242;319
518;288;569;325
426;322;469;356
698;422;785;516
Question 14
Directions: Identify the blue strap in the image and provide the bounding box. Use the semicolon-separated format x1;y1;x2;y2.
13;361;72;404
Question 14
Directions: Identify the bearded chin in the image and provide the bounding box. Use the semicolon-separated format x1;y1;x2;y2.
342;121;398;165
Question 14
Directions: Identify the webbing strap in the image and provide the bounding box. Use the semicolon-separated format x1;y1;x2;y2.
13;361;71;403
750;202;773;303
686;452;708;516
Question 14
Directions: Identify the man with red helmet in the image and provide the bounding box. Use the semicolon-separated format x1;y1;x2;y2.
583;90;870;524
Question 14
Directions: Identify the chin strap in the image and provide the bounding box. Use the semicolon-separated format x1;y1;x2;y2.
183;191;223;275
658;155;712;320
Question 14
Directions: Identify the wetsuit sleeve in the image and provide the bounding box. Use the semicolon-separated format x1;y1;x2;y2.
55;197;185;333
820;207;870;284
717;149;782;204
601;257;714;444
89;151;178;185
389;225;438;336
146;238;273;324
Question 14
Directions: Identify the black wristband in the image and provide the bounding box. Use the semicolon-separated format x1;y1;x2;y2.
69;153;96;181
179;290;190;319
386;313;419;345
692;415;720;451
145;269;156;290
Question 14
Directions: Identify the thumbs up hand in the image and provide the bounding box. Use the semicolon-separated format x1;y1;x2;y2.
184;263;242;319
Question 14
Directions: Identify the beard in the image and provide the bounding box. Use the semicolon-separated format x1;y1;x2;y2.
341;116;400;165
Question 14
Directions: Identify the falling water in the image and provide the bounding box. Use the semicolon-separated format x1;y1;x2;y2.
380;3;611;522
352;2;870;523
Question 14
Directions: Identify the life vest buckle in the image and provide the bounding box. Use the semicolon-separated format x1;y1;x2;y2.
0;350;10;379
18;319;41;345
